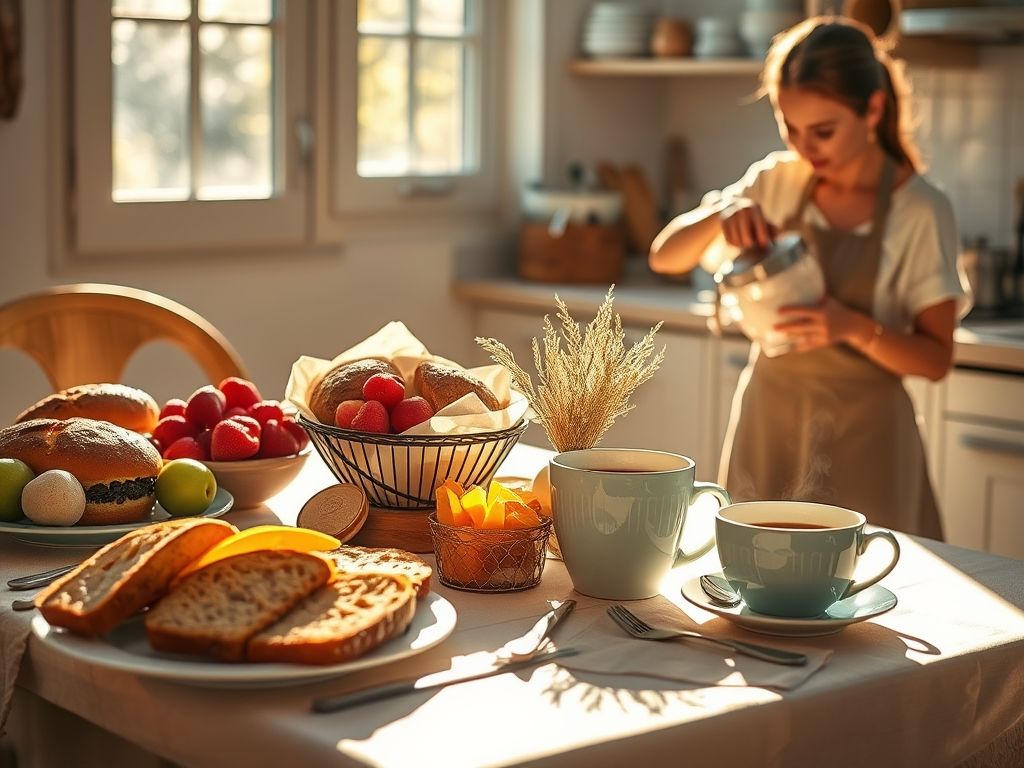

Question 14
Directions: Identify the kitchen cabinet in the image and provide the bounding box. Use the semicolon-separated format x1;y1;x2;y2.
935;369;1024;559
712;337;752;477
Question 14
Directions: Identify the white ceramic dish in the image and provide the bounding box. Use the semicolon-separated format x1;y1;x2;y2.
0;487;234;547
680;574;898;637
32;592;457;688
522;186;623;224
204;445;311;510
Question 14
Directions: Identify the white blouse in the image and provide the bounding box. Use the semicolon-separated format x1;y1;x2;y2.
701;150;972;330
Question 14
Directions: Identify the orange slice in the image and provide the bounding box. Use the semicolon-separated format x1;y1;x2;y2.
461;486;488;528
174;525;340;583
486;479;521;510
437;486;472;527
504;500;542;529
481;499;506;529
438;478;466;498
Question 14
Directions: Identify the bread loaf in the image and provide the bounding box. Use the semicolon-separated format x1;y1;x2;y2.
309;358;401;425
144;550;333;662
34;518;236;637
17;383;160;434
247;572;416;665
0;418;163;524
414;362;501;412
329;546;432;599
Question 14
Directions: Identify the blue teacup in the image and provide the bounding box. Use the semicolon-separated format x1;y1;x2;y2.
715;501;901;618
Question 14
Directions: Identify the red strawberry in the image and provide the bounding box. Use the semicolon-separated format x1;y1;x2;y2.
186;386;226;429
281;417;309;450
258;419;301;458
148;436;164;456
223;406;248;420
362;373;405;410
249;400;285;427
218;376;262;411
350;400;390;434
210;419;259;461
152;415;196;447
334;399;365;429
163;436;205;461
227;414;262;441
390;396;434;433
159;398;188;420
196;428;213;456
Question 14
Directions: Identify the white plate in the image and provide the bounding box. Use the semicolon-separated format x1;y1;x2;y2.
680;575;898;637
0;487;234;547
31;592;458;688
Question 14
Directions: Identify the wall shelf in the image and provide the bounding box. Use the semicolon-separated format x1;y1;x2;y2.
568;58;762;77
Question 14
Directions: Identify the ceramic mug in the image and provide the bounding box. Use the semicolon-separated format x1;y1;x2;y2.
549;448;731;600
716;501;901;618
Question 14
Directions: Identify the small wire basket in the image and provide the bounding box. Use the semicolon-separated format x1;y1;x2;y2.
427;513;552;592
298;415;529;509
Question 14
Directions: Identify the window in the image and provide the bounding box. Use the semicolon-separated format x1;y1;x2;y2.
63;0;499;258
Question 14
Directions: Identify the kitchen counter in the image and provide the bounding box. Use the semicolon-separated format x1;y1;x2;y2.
454;265;1024;375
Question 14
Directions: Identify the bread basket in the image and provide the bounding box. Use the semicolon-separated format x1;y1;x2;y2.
298;415;529;509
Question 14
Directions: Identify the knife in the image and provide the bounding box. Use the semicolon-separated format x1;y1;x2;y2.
312;600;578;714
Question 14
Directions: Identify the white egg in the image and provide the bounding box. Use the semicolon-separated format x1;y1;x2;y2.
21;470;86;526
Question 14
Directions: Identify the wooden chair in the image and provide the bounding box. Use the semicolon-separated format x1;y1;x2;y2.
0;284;248;391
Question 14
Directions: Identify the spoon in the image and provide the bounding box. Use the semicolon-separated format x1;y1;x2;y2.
699;574;741;608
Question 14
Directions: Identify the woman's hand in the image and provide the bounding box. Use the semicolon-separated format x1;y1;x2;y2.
719;198;777;250
774;298;872;352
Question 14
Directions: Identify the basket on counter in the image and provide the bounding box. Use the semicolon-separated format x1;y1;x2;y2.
428;513;552;592
298;414;530;510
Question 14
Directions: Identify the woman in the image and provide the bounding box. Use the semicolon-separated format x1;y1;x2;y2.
649;18;969;538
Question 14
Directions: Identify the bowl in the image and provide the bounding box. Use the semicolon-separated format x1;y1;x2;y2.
203;446;311;509
298;415;529;509
427;513;552;592
522;186;623;225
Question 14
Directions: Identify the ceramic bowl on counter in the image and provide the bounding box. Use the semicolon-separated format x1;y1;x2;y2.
203;446;311;509
522;185;623;226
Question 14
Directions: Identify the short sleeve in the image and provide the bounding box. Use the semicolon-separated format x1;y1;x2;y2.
700;150;808;227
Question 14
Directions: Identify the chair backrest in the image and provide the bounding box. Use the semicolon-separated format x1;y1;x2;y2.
0;284;248;392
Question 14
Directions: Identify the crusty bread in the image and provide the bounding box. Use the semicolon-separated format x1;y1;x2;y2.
144;550;333;662
35;518;236;637
329;546;432;599
414;362;501;412
17;383;160;434
247;572;416;665
0;418;163;524
309;358;401;425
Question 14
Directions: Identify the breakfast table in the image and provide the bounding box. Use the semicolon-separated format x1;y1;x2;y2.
2;443;1023;768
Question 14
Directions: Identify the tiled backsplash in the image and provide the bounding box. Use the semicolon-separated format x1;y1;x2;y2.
910;46;1024;249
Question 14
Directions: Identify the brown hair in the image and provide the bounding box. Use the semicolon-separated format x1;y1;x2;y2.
761;17;922;172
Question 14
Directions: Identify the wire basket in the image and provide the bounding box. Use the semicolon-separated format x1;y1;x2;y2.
427;513;552;592
298;415;529;510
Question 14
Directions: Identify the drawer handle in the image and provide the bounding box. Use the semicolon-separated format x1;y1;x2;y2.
960;435;1024;457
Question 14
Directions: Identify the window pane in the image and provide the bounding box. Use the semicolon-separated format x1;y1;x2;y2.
112;19;189;202
199;24;273;200
358;37;409;176
112;0;190;20
414;40;463;174
416;0;465;36
199;0;272;24
358;0;409;35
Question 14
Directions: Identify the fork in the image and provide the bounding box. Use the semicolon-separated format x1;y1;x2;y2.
607;605;808;666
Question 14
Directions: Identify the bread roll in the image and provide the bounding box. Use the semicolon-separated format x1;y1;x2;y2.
414;362;501;412
309;358;401;424
34;518;236;637
17;383;160;434
0;418;163;525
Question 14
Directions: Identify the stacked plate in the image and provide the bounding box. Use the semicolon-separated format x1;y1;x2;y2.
693;17;745;58
582;3;653;58
740;0;804;58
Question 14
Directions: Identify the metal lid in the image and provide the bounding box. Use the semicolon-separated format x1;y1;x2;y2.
719;234;810;288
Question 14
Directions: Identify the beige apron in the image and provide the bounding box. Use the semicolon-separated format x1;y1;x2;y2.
720;158;943;539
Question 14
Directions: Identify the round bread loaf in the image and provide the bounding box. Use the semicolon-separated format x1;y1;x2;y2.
0;418;162;525
414;362;501;412
17;383;160;434
309;358;401;425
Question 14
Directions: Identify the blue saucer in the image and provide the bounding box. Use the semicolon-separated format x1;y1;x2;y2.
681;574;898;637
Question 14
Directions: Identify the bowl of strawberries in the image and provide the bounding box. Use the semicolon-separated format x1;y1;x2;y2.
151;377;311;509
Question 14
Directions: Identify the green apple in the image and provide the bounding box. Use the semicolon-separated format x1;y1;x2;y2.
0;458;36;522
156;458;217;518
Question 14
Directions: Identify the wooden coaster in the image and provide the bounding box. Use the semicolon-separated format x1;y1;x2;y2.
297;484;368;543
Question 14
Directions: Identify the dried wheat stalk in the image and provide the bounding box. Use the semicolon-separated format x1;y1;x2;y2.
475;286;665;452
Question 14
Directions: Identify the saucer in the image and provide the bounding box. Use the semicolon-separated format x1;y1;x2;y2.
680;575;898;637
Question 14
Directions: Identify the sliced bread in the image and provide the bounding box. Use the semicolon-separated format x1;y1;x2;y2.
329;546;432;599
247;572;416;665
145;550;332;662
35;518;236;637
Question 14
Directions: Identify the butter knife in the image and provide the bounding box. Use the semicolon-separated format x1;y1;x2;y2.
312;600;578;714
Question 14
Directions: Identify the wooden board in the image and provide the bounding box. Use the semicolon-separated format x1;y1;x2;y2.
347;507;434;553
